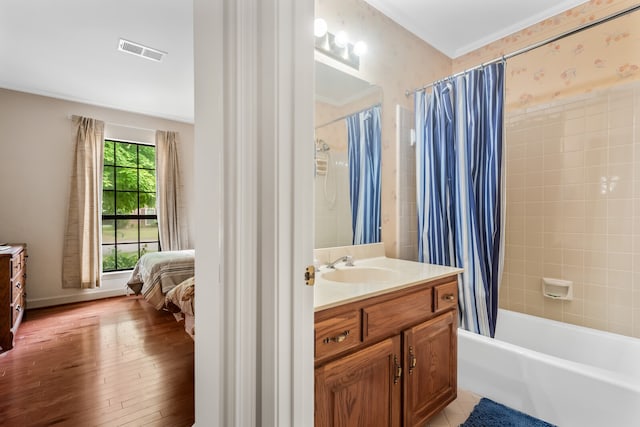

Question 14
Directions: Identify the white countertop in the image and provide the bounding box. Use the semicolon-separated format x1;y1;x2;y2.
314;256;462;311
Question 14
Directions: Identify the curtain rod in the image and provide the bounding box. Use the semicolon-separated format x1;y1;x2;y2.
405;3;640;97
68;114;159;133
315;103;381;129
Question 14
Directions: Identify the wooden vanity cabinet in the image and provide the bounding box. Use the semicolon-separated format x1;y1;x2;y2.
314;276;459;427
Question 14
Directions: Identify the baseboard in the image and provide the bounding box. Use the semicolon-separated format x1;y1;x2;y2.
27;288;128;309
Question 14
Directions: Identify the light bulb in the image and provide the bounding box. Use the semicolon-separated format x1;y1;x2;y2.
353;41;367;56
334;31;349;48
314;18;327;38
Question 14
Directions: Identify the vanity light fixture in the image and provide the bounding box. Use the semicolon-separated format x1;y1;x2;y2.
314;18;366;70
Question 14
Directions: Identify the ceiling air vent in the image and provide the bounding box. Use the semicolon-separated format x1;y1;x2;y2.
118;38;166;62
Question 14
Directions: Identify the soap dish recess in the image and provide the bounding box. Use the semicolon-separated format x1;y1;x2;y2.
542;277;573;300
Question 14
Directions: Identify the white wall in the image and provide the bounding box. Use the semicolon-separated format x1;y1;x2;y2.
0;88;195;307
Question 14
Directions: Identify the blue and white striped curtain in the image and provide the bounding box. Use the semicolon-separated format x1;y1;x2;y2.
415;63;505;337
346;105;381;245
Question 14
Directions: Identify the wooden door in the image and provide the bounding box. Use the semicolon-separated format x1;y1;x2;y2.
403;310;457;427
315;336;402;427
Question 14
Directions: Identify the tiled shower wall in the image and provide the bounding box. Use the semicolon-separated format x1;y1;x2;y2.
500;81;640;338
397;104;418;261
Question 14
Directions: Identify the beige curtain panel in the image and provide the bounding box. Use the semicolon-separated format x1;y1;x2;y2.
62;116;105;288
156;130;187;251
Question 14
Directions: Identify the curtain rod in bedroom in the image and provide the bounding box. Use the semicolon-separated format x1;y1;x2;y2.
405;3;640;97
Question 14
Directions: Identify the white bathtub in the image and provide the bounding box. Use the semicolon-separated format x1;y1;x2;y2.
458;309;640;427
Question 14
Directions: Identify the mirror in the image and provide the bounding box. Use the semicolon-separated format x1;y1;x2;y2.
314;59;383;249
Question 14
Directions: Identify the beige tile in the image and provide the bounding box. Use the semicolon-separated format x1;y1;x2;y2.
562;296;584;317
562;200;586;217
563;233;586;251
543;184;562;201
524;275;542;292
607;253;632;272
562;265;584;283
607;235;632;253
544;300;564;321
563;313;586;327
584;284;607;301
607;218;633;235
584;300;608;321
563;217;586;234
563;249;584;266
510;288;525;306
585;148;607;166
543;232;562;249
607;270;633;289
609;145;633;165
608;304;632;325
607;321;633;336
543;248;562;264
543;263;562;278
607;198;634;217
584;251;607;269
582;316;608;330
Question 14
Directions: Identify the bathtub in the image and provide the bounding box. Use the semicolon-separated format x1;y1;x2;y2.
458;309;640;427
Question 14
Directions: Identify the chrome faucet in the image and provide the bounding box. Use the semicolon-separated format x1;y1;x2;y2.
325;255;354;269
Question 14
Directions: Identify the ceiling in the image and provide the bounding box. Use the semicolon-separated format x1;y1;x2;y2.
364;0;590;58
0;1;589;123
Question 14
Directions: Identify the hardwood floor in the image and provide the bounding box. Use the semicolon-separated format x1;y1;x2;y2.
0;296;194;427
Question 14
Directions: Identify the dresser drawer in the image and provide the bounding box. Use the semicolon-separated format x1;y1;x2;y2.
434;281;458;312
363;288;433;342
11;269;25;301
11;252;22;278
12;291;25;328
315;309;361;361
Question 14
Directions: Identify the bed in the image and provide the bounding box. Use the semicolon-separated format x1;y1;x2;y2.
126;249;195;310
165;277;195;338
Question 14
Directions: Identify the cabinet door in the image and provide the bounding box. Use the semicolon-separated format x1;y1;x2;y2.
315;335;402;427
403;310;457;427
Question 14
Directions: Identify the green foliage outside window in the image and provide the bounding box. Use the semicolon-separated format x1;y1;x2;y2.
102;140;158;272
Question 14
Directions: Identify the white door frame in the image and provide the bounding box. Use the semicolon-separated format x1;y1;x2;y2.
193;0;315;425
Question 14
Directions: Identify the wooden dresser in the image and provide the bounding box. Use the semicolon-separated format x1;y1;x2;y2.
0;243;27;352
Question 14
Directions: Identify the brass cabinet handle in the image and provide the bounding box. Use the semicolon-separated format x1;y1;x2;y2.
408;346;417;375
323;330;350;344
442;294;455;301
393;354;402;384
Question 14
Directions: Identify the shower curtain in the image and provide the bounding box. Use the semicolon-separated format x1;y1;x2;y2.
415;63;505;337
346;105;381;245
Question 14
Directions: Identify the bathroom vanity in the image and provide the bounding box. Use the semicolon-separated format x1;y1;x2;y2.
314;256;462;427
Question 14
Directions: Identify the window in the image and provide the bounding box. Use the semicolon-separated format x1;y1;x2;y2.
102;140;159;272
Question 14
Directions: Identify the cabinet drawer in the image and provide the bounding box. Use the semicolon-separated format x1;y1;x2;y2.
315;310;361;361
363;288;433;342
11;253;22;278
11;270;25;301
12;291;25;328
434;281;458;312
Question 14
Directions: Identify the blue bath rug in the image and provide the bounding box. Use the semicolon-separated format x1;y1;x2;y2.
460;398;556;427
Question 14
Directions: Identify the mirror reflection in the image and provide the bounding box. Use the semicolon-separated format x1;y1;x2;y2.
314;60;383;248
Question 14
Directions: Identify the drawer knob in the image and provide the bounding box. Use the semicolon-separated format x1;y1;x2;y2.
323;330;350;344
16;304;22;313
442;294;455;301
16;282;21;289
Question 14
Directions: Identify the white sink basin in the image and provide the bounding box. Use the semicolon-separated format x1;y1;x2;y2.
321;266;402;284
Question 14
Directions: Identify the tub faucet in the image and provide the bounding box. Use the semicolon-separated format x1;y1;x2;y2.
325;255;354;269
